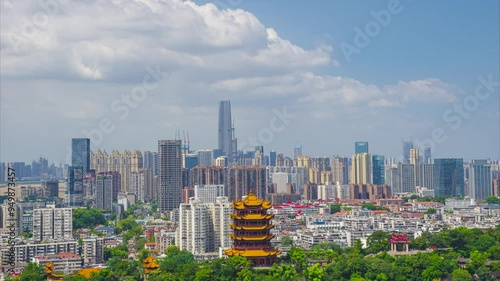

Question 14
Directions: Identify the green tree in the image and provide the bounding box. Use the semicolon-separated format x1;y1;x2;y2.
475;266;495;281
467;250;488;273
269;263;300;281
330;203;342;214
72;208;106;229
134;238;147;251
18;263;46;281
487;245;500;260
281;235;293;247
451;269;472;281
490;261;500;272
288;246;307;273
424;208;437;215
366;231;390;254
305;263;324;281
485;196;500;204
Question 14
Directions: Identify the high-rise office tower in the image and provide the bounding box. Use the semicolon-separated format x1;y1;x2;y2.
423;147;432;164
434;158;464;197
72;138;90;174
269;150;277;167
11;162;26;180
197;150;213;167
32;206;72;242
385;165;400;193
331;156;349;185
67;166;84;206
469;160;492;201
143;151;159;176
410;148;420;187
218;101;236;163
351;153;371;184
253;146;264;166
129;168;154;202
372;155;385;185
398;163;415;193
402;140;413;164
354;142;369;154
158;140;182;212
96;174;114;211
420;164;434;189
293;145;302;160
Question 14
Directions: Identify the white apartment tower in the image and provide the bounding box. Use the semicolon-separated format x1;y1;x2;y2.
176;197;232;254
194;184;225;203
33;206;72;242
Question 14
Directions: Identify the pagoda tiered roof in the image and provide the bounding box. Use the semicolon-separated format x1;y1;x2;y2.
230;224;274;231
230;234;275;241
233;188;272;209
230;213;274;220
224;248;281;257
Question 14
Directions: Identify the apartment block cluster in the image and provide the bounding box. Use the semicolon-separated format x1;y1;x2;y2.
272;196;500;252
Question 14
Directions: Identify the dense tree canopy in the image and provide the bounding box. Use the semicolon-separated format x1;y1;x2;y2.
14;225;500;281
72;208;106;229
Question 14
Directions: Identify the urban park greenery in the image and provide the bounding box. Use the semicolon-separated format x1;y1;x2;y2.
10;222;500;281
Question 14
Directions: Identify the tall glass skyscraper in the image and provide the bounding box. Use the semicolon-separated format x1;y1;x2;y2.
67;166;84;206
372;155;385;185
354;142;369;154
293;145;303;160
218;101;235;162
269;150;277;166
469;160;492;201
158;140;182;212
71;138;90;174
434;158;464;197
423;147;432;164
402;140;413;164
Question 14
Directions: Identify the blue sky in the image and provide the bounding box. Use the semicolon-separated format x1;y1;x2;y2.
0;0;499;163
198;0;499;85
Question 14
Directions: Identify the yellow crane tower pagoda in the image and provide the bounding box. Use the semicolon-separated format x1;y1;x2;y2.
224;189;281;266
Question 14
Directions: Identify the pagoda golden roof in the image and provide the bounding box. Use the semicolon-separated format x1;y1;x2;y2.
230;234;275;241
77;268;101;279
230;224;274;231
224;248;281;257
142;255;160;274
233;189;272;209
230;213;274;220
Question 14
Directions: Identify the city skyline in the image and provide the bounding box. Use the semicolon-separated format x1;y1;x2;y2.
0;1;498;164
